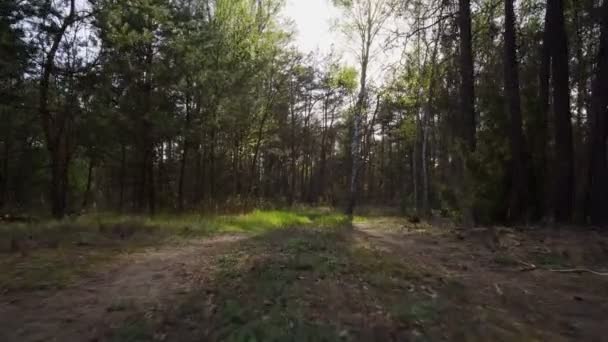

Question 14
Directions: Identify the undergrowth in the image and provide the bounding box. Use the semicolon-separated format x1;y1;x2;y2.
0;208;349;292
131;227;434;342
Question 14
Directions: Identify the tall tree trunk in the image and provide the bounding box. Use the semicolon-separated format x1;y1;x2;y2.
178;94;192;212
534;6;551;220
421;7;444;217
457;0;476;224
347;27;371;217
249;100;273;194
317;96;329;201
38;0;76;218
586;0;608;225
504;0;528;222
289;83;297;205
141;44;155;214
458;0;476;152
549;0;574;222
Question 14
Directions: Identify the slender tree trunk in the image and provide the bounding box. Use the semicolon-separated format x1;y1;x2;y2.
50;138;70;218
458;0;476;152
317;96;329;201
412;146;418;212
249;103;273;194
141;44;155;215
38;0;75;218
178;95;192;212
347;34;371;217
504;0;528;222
421;9;444;216
535;6;551;220
457;0;476;224
289;84;297;204
119;143;126;211
549;0;574;222
586;0;608;225
148;148;156;215
0;139;9;209
82;155;94;209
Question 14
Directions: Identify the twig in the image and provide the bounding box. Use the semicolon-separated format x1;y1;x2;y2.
513;259;608;276
548;268;608;276
494;283;503;296
515;259;537;272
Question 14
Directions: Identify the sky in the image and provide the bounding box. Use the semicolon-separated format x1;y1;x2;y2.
282;0;343;56
281;0;404;83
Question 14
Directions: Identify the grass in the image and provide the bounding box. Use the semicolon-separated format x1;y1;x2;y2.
6;213;600;341
0;208;349;293
122;226;431;341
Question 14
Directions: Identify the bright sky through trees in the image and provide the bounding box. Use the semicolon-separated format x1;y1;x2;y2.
282;0;403;82
282;0;342;55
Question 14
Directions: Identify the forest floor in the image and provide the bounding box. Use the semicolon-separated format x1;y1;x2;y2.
1;209;608;341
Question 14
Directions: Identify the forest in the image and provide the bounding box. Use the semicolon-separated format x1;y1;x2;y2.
1;0;608;341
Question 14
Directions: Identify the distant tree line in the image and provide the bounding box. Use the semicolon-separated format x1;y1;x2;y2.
0;0;606;226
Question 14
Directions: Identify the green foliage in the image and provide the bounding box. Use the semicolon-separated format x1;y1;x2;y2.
391;298;442;325
0;208;347;292
111;319;153;342
328;65;358;92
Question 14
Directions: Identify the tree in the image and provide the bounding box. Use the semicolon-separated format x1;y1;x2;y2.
334;0;394;216
548;0;574;222
37;0;78;218
503;0;528;222
586;0;608;225
458;0;475;152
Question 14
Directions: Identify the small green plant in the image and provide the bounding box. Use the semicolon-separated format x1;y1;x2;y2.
492;253;519;267
392;298;441;325
111;319;153;342
533;252;569;267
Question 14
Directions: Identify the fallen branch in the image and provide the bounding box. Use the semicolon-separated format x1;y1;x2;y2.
513;259;608;276
515;259;537;272
548;268;608;276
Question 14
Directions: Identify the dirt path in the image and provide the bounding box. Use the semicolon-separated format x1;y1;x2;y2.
354;220;608;341
0;235;245;342
2;219;608;341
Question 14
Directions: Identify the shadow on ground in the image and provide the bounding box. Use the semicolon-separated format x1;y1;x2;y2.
2;216;608;342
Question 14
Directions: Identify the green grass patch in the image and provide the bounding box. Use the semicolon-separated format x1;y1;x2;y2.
161;226;426;340
531;251;569;267
492;253;520;267
110;319;153;342
0;247;116;291
391;298;442;325
0;208;348;293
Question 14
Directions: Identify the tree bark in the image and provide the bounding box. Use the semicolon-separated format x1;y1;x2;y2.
534;6;551;220
346;15;372;217
82;155;94;209
458;0;476;152
504;0;528;222
586;0;608;225
0;138;9;209
39;0;76;218
457;0;476;224
549;0;574;222
421;6;444;217
119;143;126;211
178;93;192;212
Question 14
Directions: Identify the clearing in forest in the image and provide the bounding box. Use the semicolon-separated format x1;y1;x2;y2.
1;209;607;341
